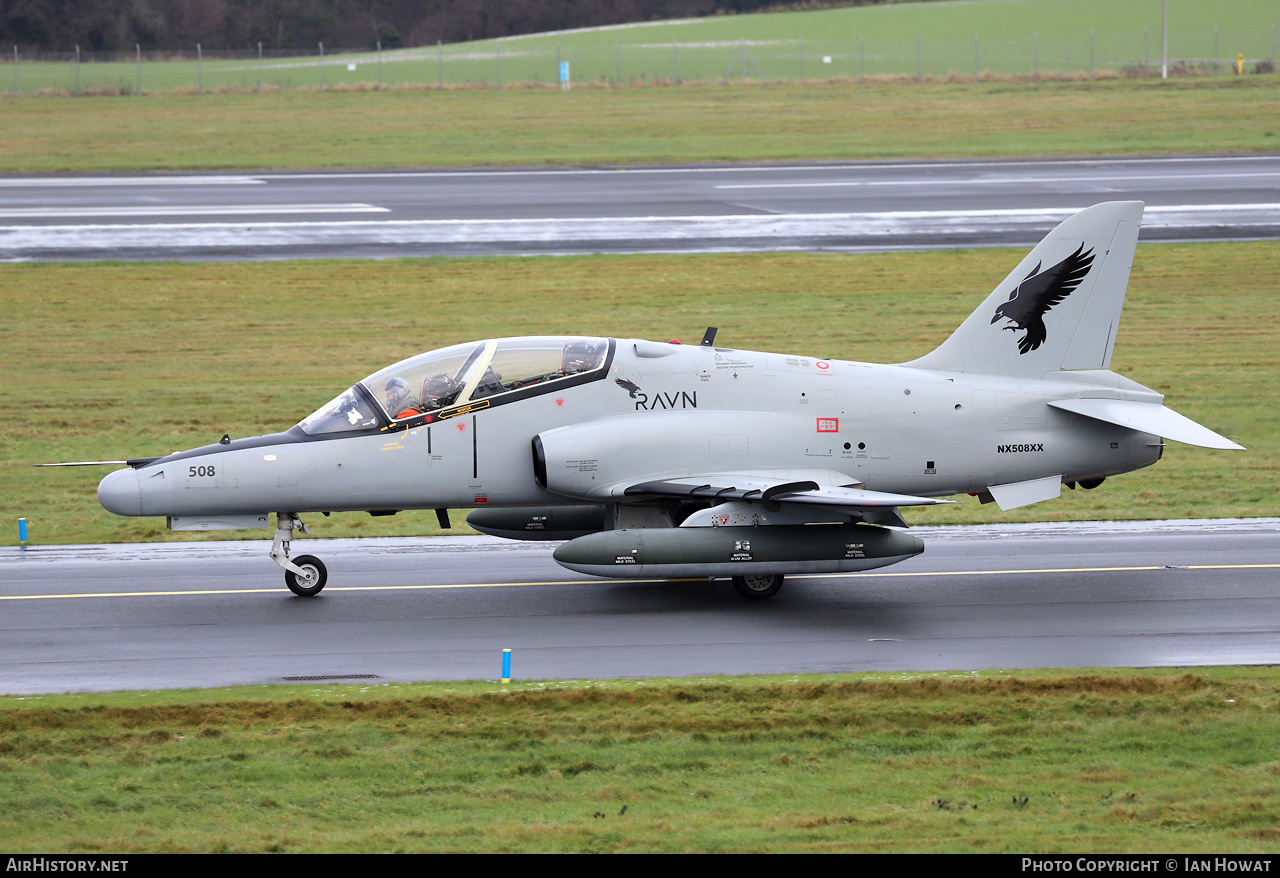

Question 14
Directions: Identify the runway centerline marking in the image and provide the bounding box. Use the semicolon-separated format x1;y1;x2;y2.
0;204;389;219
3;563;1276;601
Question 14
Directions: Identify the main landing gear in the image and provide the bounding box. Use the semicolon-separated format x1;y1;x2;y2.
731;573;784;600
270;513;328;596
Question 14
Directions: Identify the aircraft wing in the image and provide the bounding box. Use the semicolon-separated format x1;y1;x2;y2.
1048;399;1244;450
624;476;947;507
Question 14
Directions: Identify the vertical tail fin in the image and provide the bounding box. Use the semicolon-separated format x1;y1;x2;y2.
904;201;1144;377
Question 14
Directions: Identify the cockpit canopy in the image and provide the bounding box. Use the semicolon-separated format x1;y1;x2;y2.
297;336;609;436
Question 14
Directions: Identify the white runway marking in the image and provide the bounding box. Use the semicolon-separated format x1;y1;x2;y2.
0;176;265;187
2;204;1275;255
0;204;389;219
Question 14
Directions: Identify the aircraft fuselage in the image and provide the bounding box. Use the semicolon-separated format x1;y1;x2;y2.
98;337;1160;523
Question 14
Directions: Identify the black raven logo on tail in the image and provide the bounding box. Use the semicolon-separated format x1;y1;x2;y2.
991;243;1095;354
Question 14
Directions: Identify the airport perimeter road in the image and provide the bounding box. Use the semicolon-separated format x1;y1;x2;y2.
1;519;1277;695
2;155;1279;260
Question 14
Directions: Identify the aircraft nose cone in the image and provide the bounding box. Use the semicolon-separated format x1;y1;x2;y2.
98;467;142;516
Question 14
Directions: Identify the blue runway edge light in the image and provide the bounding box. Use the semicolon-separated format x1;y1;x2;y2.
502;648;512;683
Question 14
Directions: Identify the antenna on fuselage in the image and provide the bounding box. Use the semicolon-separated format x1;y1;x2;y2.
700;327;718;347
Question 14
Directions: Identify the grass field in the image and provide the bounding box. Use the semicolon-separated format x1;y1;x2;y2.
0;76;1278;173
3;243;1274;547
2;2;1278;855
7;0;1277;93
4;669;1280;852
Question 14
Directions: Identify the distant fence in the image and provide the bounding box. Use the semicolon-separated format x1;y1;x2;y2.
6;26;1277;96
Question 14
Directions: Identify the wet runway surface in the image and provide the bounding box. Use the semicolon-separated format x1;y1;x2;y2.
2;518;1277;694
3;155;1279;260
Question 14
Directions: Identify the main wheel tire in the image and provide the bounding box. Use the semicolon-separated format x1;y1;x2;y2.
285;554;328;597
731;573;784;600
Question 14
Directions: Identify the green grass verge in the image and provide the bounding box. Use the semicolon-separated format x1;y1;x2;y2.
3;669;1280;852
1;77;1278;173
8;0;1278;93
2;242;1273;547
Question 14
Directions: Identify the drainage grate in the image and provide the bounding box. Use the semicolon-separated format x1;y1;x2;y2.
282;674;381;682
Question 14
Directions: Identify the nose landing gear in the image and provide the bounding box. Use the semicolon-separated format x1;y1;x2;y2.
270;513;328;596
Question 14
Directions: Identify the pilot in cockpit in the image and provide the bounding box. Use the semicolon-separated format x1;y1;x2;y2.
421;373;461;411
561;340;601;375
383;377;422;419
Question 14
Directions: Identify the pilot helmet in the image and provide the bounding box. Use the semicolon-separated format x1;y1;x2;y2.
562;341;596;374
384;377;411;408
423;373;455;403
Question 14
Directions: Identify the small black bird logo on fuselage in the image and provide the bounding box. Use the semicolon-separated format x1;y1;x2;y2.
991;242;1095;354
615;377;642;398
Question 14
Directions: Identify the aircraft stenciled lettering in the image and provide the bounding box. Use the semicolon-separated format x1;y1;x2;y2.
992;242;1095;355
435;400;490;420
614;377;697;411
74;203;1244;602
713;354;752;375
634;390;697;411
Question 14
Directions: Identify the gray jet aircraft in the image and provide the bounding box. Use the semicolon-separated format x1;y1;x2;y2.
92;202;1243;599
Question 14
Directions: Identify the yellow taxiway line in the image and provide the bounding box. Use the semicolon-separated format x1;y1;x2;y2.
1;564;1277;601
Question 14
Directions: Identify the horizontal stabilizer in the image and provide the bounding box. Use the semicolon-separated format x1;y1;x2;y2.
1048;399;1244;450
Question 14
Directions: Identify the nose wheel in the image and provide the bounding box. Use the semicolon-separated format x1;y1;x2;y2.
270;513;328;597
285;554;328;597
